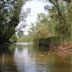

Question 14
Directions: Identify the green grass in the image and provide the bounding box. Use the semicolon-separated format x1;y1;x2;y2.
17;36;33;42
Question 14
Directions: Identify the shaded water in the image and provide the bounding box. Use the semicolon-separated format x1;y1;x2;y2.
0;43;72;72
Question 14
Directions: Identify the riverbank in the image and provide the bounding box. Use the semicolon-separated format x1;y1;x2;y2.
55;42;72;58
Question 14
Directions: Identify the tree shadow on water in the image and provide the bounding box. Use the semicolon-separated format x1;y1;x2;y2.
0;44;18;72
0;43;15;55
36;45;50;55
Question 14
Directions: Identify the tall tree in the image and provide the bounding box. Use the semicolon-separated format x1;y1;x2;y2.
29;13;50;41
48;0;72;38
0;0;24;43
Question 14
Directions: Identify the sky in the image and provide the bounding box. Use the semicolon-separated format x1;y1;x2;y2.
17;0;51;35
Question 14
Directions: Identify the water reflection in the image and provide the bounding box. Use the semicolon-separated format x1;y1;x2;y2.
0;56;18;72
0;44;18;72
0;44;72;72
14;45;72;72
14;46;36;72
14;45;49;72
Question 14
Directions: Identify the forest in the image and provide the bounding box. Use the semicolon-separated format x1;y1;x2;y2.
28;0;72;55
0;0;72;55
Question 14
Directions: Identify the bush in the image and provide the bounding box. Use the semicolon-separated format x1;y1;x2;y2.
38;36;61;48
9;35;17;43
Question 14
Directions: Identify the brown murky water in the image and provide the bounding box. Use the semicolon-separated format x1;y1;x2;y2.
0;44;72;72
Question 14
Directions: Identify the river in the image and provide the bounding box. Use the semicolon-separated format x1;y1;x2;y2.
0;43;72;72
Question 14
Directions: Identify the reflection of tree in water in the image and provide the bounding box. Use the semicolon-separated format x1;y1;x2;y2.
48;62;72;72
0;55;18;72
34;45;49;55
0;44;18;72
0;44;13;55
35;46;72;72
16;45;24;52
35;63;48;72
0;44;16;55
14;45;72;72
0;44;9;55
0;63;18;72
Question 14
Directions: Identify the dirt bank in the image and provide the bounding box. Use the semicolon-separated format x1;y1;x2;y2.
56;42;72;58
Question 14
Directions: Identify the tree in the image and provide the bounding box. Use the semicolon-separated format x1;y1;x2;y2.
29;0;72;44
63;0;71;2
29;13;51;42
48;0;72;38
0;0;24;44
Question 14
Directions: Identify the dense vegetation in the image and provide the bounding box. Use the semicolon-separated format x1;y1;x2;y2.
0;0;24;44
29;0;72;46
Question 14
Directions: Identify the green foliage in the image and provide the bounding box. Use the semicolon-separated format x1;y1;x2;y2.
0;0;24;43
9;35;17;42
48;0;72;38
17;36;33;42
39;36;61;46
29;14;51;41
9;44;16;53
29;0;72;44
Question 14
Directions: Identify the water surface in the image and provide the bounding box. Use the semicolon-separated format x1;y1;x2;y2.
0;43;72;72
